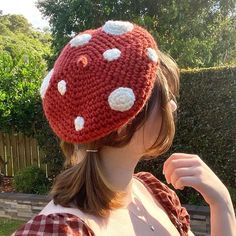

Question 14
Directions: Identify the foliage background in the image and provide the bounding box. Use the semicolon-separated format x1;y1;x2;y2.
37;0;236;68
0;13;51;134
0;1;235;205
0;13;63;175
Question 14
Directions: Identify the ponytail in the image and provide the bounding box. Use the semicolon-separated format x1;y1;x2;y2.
51;142;126;218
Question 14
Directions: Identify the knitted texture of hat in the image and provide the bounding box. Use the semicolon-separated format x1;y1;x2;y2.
40;20;159;143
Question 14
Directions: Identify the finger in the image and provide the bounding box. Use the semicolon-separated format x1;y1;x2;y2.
163;153;197;174
164;158;200;184
164;159;193;183
170;167;197;188
174;176;200;190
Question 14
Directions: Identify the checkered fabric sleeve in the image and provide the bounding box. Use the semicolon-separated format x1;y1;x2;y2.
134;171;191;236
11;213;95;236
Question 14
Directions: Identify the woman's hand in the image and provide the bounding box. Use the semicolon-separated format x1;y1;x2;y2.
162;153;230;206
163;153;236;235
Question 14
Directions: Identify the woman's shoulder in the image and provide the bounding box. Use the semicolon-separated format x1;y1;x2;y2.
12;201;95;236
133;171;191;235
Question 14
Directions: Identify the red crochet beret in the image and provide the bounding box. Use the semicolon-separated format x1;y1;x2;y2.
40;20;159;143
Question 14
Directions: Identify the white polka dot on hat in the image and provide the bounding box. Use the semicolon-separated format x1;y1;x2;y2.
40;20;159;143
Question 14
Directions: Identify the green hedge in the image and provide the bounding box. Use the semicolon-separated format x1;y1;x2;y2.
177;66;235;186
136;65;236;206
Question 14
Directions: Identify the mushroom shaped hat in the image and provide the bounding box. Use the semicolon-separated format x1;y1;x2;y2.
40;20;159;144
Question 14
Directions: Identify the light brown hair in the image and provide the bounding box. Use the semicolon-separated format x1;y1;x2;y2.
51;50;180;218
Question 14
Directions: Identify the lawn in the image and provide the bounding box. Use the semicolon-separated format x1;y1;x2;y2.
0;218;25;236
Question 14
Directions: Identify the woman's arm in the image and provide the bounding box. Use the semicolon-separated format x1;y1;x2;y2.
210;192;236;236
163;153;236;236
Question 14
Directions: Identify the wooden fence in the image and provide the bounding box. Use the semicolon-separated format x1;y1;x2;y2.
0;132;48;177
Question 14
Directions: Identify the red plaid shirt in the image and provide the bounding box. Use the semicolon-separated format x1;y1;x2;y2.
12;172;191;236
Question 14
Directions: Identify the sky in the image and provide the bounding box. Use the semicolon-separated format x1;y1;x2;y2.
0;0;49;29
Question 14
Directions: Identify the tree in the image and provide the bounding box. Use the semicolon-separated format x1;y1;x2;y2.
36;0;236;68
0;14;52;132
0;14;32;34
0;14;51;60
0;14;62;175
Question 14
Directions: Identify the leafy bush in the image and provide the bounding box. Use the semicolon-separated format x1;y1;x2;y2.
0;13;51;134
0;51;45;133
0;14;62;177
13;166;50;194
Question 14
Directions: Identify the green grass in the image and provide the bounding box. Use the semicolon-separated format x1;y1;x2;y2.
0;218;25;236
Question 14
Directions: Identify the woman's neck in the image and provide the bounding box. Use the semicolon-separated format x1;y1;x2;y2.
99;145;141;207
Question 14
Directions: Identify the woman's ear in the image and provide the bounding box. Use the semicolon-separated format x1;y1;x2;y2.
169;99;177;112
117;125;127;135
71;144;86;164
117;120;132;135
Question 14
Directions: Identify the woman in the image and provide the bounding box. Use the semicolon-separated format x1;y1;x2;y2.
13;20;235;236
